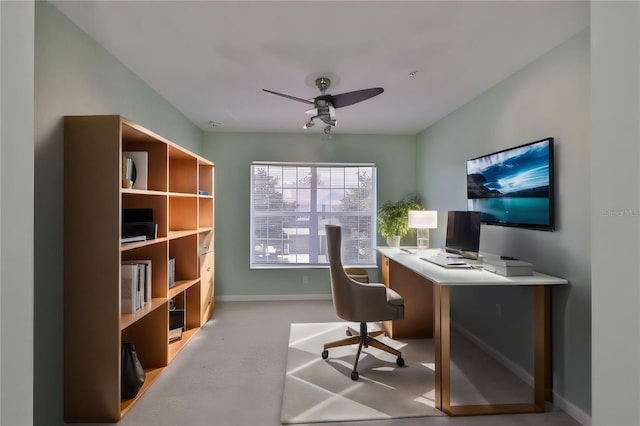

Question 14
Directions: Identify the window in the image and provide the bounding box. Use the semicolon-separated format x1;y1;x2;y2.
250;162;377;268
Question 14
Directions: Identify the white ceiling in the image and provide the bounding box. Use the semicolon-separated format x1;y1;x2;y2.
51;1;589;136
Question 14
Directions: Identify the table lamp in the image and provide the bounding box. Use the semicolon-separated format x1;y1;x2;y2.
408;210;438;249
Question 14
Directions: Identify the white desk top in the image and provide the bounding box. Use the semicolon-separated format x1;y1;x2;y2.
378;247;569;287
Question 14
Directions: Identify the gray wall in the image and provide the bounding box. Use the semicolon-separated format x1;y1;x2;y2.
202;132;417;298
1;2;35;425
591;2;640;426
416;29;591;417
33;2;203;423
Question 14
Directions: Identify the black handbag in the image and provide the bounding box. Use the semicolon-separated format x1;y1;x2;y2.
121;341;146;399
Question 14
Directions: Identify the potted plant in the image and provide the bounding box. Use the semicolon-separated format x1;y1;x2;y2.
377;196;422;247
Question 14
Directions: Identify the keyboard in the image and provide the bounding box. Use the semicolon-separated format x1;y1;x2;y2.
422;255;471;269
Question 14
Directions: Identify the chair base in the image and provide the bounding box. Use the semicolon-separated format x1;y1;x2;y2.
321;322;405;380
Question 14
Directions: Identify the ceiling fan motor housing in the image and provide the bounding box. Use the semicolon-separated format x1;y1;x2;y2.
263;76;383;131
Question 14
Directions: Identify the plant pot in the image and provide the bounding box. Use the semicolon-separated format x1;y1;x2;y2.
386;236;401;247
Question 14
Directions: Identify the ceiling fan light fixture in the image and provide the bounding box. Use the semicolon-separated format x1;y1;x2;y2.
324;125;332;134
303;118;315;129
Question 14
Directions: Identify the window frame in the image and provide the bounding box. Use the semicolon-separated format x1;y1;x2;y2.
250;161;378;269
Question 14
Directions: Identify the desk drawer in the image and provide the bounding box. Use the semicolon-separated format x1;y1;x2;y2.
382;257;433;339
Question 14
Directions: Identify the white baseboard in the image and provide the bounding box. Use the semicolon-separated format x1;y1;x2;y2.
215;294;332;302
451;321;534;387
451;321;591;426
553;392;591;426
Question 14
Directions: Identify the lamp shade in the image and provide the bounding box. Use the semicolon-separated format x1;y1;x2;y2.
408;210;438;229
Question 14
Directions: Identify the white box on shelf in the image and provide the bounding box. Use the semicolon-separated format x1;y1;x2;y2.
123;151;148;190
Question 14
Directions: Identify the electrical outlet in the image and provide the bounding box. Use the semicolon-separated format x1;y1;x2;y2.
302;275;309;285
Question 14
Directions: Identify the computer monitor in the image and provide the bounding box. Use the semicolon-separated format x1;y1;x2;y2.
444;211;481;260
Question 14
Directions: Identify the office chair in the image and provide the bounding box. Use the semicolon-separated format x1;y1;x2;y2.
322;224;405;380
344;267;370;284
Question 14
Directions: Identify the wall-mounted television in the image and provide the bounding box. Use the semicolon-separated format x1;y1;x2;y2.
466;137;555;231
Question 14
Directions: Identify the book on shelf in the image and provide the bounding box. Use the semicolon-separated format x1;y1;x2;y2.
135;264;143;310
121;264;138;314
122;151;148;190
122;260;152;305
168;258;176;289
122;156;134;188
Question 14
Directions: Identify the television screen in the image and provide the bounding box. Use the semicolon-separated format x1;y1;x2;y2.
444;211;481;260
466;137;554;231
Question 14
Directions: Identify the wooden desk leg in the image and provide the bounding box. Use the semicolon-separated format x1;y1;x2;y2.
434;285;451;412
435;284;550;417
534;285;551;409
434;285;441;410
441;286;451;412
438;284;551;416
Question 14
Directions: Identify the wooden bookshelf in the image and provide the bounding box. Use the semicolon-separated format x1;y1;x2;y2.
63;115;215;422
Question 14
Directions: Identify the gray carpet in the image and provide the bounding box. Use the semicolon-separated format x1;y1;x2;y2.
78;300;582;426
281;322;445;424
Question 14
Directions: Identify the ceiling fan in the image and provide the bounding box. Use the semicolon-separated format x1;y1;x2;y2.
263;77;384;134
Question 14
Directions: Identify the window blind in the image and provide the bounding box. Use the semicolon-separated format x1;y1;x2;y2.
250;162;377;268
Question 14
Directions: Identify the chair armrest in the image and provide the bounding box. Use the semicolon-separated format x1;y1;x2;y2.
345;281;404;320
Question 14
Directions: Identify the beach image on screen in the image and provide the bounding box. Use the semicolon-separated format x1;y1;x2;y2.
466;140;551;226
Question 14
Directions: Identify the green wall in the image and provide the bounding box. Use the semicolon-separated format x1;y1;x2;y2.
416;30;590;418
23;1;614;423
202;132;417;298
33;3;203;423
1;2;35;425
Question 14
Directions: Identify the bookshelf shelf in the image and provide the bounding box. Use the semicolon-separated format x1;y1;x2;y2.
168;328;199;361
119;297;167;330
64;115;215;423
168;279;200;300
121;237;169;252
168;230;198;240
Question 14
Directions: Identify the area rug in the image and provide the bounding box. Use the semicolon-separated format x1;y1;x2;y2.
280;322;445;424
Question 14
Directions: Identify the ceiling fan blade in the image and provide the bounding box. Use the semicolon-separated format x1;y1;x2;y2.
330;87;384;108
262;89;314;105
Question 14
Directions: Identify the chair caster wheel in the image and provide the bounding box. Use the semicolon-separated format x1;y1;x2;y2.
351;371;359;381
321;350;328;359
396;357;405;367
